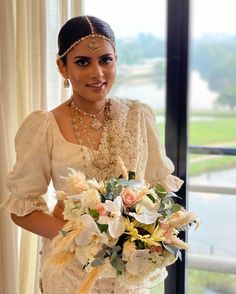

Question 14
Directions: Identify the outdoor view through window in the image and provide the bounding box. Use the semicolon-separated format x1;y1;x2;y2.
187;1;236;293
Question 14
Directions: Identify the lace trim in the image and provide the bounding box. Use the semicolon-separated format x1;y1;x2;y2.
0;194;48;216
155;174;184;192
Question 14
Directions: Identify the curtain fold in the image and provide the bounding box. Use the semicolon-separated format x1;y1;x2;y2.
0;1;18;293
0;0;84;293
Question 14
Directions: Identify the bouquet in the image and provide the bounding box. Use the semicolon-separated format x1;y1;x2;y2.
47;166;198;293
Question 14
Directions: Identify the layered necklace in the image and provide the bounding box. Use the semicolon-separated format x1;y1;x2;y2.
68;96;116;170
70;98;106;131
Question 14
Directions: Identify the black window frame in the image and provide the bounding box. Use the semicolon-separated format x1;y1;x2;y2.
165;0;189;293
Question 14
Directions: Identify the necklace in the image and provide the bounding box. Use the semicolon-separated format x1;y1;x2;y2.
70;97;106;131
68;97;116;170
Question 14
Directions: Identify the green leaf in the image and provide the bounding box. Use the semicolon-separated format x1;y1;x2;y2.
155;184;167;193
172;203;183;212
155;184;167;199
128;171;136;180
110;256;126;275
94;245;110;259
147;193;155;203
135;239;146;249
91;258;105;267
117;178;130;186
89;209;99;218
96;222;108;233
163;243;182;260
59;229;70;237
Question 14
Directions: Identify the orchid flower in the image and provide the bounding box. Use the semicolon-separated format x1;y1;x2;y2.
129;199;161;224
75;214;108;246
98;196;125;239
125;249;150;275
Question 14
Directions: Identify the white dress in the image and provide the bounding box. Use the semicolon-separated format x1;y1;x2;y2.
2;98;183;294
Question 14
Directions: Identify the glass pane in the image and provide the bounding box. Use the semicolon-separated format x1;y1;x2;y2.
189;154;236;188
84;0;167;142
189;191;236;257
188;270;236;294
188;0;236;293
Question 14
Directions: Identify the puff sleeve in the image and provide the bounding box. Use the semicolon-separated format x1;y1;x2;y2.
1;111;52;216
142;104;184;191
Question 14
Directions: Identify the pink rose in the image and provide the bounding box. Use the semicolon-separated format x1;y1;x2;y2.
95;203;107;216
121;188;139;208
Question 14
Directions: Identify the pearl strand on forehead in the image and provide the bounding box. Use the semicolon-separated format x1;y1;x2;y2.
57;34;116;60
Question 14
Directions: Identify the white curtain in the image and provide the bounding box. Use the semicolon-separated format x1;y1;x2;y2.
0;1;84;293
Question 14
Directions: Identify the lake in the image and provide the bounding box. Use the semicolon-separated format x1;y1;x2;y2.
188;168;236;257
111;70;218;110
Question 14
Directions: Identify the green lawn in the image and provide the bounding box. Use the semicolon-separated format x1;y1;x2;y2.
156;112;236;176
189;118;236;146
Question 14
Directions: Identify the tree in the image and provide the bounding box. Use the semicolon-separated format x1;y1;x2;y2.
216;84;236;110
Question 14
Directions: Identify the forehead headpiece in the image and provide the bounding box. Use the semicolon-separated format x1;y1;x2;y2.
57;16;116;60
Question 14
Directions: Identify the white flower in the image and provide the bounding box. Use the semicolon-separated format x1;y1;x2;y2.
75;214;108;246
122;240;136;262
80;188;101;209
129;199;161;224
125;249;150;275
63;197;84;219
98;196;125;239
76;243;102;265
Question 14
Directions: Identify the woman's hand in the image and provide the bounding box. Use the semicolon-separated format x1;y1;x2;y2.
52;200;65;221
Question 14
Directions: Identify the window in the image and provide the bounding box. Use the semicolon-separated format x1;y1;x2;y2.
188;1;236;293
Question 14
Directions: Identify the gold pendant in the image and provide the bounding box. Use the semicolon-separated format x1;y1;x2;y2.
90;118;103;130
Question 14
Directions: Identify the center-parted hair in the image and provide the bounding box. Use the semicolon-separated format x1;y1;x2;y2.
58;16;116;64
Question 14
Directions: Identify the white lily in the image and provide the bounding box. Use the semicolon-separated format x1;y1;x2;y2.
129;199;161;224
126;249;150;275
75;214;108;246
98;196;125;239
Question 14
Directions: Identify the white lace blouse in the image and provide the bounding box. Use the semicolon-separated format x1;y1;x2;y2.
1;98;183;294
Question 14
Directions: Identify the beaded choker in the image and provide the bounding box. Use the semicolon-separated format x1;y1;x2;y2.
70;97;106;131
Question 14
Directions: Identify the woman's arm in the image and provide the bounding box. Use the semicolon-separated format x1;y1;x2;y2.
11;210;66;239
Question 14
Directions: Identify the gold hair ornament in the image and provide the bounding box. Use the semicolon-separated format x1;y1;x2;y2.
57;16;116;59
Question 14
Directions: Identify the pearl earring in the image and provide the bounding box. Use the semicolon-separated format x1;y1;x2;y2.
64;79;70;88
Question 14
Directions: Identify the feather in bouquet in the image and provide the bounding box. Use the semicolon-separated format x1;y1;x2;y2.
46;166;198;294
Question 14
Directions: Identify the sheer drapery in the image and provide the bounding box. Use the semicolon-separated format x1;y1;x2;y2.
0;1;83;293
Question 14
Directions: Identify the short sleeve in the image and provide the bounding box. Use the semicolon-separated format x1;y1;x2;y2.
141;104;184;191
0;111;53;216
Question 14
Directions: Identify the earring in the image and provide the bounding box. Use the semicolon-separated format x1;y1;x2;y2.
64;79;70;88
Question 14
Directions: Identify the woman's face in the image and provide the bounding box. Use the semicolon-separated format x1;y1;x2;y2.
58;37;116;103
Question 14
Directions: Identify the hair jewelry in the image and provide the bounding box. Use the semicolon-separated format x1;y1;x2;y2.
57;16;116;59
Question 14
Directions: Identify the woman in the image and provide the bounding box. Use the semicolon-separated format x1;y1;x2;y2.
2;16;183;293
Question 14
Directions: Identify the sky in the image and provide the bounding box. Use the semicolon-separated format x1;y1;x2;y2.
84;0;236;39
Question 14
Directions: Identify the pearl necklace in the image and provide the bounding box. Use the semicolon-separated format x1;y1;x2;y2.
70;96;106;131
68;97;116;170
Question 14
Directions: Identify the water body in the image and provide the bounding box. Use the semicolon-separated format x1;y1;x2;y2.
111;70;218;110
188;168;236;257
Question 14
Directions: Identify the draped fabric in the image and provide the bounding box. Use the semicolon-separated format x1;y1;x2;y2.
0;1;84;293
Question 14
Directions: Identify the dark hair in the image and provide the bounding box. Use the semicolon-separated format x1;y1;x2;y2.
58;15;116;64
